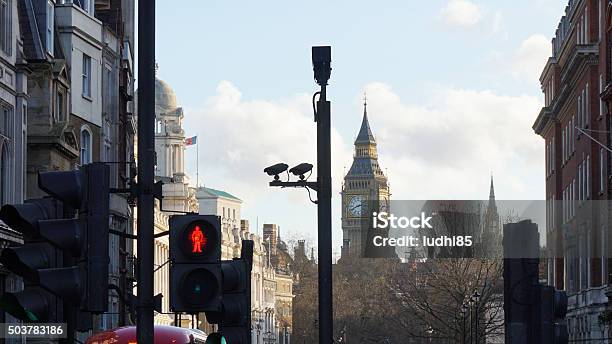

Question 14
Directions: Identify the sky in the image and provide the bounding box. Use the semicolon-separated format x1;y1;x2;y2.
147;0;569;256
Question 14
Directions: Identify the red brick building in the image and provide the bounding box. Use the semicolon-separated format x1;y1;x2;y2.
533;0;612;341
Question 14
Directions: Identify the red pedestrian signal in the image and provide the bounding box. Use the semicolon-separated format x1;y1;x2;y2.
190;225;207;254
174;218;219;259
170;215;222;313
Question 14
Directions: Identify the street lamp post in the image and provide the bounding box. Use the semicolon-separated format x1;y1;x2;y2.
468;298;474;344
460;302;468;344
472;291;481;344
264;46;333;344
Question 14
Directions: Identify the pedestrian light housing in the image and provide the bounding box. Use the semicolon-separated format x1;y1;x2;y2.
170;215;222;313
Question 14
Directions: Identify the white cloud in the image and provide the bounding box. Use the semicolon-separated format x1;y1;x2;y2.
439;0;483;28
490;10;503;36
362;82;544;201
183;81;351;218
182;81;545;250
513;34;550;82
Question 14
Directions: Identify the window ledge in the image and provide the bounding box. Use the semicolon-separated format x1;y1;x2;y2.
82;94;92;102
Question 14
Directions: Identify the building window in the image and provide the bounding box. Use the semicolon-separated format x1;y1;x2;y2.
82;54;91;98
546;141;549;175
80;127;92;165
0;104;10;137
585;6;588;43
552;136;555;171
601;74;605;116
600;0;604;40
0;142;9;203
84;0;93;15
0;0;10;54
46;1;54;55
570;117;574;153
578;164;582;202
562;129;565;162
600;148;605;193
104;65;112;115
56;91;65;122
602;224;606;284
587;155;590;199
586;83;590;127
572;179;576;217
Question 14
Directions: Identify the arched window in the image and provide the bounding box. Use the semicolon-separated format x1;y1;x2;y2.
0;141;9;203
80;127;92;165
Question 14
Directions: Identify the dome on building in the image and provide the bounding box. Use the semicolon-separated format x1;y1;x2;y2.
155;77;178;114
134;74;182;118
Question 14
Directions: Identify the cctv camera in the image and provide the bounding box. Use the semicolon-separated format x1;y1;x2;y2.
289;163;313;180
264;163;289;180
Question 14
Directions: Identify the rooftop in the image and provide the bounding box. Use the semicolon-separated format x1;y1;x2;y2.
197;186;242;201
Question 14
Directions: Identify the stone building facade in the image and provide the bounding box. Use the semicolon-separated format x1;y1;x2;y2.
10;0;135;334
0;0;30;330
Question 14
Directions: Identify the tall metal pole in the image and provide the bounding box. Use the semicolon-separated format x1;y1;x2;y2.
137;0;155;342
462;312;466;344
317;83;333;343
469;306;473;344
474;304;479;344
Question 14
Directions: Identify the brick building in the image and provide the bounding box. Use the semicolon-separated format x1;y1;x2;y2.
533;0;612;340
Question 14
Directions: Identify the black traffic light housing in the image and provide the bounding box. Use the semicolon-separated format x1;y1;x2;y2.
37;163;110;313
0;163;110;323
169;214;253;344
532;284;568;344
0;198;65;322
207;240;253;344
170;215;222;313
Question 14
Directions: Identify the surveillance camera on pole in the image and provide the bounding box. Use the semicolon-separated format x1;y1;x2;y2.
263;163;289;181
264;45;334;344
289;163;314;180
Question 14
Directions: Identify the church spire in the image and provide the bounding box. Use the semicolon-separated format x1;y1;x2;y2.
489;175;495;201
355;93;376;144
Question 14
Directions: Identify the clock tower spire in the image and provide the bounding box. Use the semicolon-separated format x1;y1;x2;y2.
340;99;392;259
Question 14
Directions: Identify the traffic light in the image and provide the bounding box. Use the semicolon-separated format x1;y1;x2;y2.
0;162;110;321
552;289;568;344
169;214;222;313
169;214;253;343
0;198;63;322
206;240;253;344
532;285;568;344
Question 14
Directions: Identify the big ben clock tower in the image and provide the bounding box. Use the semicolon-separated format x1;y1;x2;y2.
341;97;391;259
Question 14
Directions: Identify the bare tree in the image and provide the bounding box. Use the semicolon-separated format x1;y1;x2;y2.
385;258;504;343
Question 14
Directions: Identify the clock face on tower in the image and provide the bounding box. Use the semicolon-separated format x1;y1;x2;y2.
348;195;365;217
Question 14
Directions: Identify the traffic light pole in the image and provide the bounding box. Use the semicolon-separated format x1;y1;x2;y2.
316;83;333;343
137;1;155;343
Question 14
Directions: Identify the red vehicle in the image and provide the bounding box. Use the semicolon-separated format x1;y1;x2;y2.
85;325;207;344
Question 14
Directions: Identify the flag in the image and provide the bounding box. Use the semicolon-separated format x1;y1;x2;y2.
185;136;197;146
